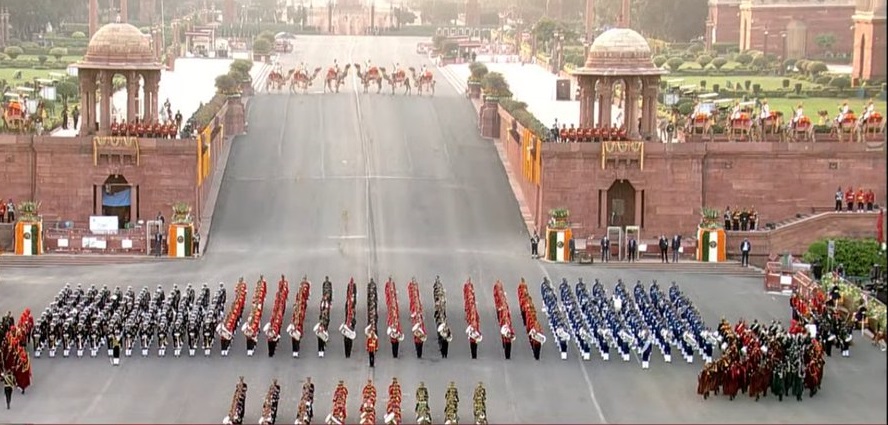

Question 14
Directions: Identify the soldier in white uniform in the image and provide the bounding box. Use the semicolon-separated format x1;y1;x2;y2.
791;103;804;128
860;99;876;124
835;100;850;124
758;99;770;125
730;101;742;121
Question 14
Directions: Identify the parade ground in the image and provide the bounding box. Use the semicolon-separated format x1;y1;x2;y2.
1;36;885;424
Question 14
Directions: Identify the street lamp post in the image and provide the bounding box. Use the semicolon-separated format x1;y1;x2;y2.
781;32;787;73
763;29;769;57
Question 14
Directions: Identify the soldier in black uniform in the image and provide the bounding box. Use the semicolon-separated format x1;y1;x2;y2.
111;333;122;366
2;371;14;409
740;208;749;231
724;206;732;229
530;231;540;258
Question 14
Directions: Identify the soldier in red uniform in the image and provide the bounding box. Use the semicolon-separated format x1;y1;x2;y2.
567;124;577;142
845;187;855;212
126;120;135;137
856;188;866;212
367;330;378;367
111;118;120;136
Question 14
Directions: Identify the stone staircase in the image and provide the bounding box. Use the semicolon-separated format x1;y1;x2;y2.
0;254;184;268
580;259;762;276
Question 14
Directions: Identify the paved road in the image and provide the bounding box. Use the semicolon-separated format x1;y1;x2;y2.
0;36;885;424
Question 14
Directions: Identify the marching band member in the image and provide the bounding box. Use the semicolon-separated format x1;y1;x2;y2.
315;277;333;358
433;277;452;358
366;278;380;367
415;382;432;425
473;382;487;425
518;278;545;360
444;382;459;425
494;280;516;359
264;275;288;358
385;378;402;425
385;277;404;358
360;380;377;425
464;278;483;359
242;276;267;357
288;277;311;358
341;278;358;358
408;278;427;358
295;377;315;424
328;380;349;425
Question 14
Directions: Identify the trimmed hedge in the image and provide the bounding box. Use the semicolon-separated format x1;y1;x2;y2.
192;94;228;132
499;98;548;139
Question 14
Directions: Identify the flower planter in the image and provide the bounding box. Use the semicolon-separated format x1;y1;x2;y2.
168;223;195;258
14;221;42;256
467;81;482;99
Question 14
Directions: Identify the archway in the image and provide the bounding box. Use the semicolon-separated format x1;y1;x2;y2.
607;180;637;228
102;174;132;228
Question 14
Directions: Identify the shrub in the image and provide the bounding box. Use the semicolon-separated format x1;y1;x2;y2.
258;31;277;44
37;55;47;65
829;76;851;89
653;55;667;68
794;83;803;95
735;53;753;65
666;57;684;70
228;69;249;82
230;59;254;75
252;38;272;55
468;61;488;81
688;42;705;54
678;101;695;115
481;72;512;98
699;80;707;89
814;75;831;85
803;238;887;278
711;57;728;70
712;83;720;92
752;83;761;93
750;55;767;69
4;46;23;59
214;74;238;94
807;61;828;75
48;47;68;61
697;55;712;67
744;80;752;91
499;99;547;138
783;58;797;70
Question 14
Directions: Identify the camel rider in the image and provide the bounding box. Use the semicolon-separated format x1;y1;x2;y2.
860;99;876;123
791;103;804;128
759;99;770;124
334;59;340;74
365;60;372;71
730;101;742;121
298;62;307;76
395;63;404;77
835;100;850;123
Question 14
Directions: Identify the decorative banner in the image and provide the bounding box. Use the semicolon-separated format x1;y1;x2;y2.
14;222;42;256
696;228;726;262
546;228;573;262
168;224;193;258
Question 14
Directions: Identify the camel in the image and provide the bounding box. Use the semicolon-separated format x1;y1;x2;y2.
830;113;858;142
1;101;30;132
856;112;884;142
752;111;784;142
288;67;322;94
727;115;753;142
323;64;351;93
786;116;816;142
410;67;435;96
265;70;287;92
353;64;384;93
382;67;411;95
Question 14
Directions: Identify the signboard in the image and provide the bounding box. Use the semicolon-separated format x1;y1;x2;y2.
89;216;120;235
827;240;835;259
40;86;57;101
663;93;679;106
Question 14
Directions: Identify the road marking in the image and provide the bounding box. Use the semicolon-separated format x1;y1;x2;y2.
534;262;609;424
327;235;368;239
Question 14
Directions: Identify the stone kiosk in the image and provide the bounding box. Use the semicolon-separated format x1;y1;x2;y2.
0;22;243;256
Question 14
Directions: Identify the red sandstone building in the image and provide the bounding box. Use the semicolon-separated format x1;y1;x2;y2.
494;27;886;264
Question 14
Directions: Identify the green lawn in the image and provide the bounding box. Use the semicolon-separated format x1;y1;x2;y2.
16;54;82;63
669;74;818;91
0;68;69;84
766;97;886;116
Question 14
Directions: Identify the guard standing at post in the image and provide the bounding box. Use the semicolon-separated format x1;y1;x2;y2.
530;231;540;259
111;333;121;366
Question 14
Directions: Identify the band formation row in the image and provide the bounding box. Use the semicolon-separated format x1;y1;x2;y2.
224;377;487;425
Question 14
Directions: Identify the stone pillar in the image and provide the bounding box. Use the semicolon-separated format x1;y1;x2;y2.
144;72;160;122
121;0;128;23
642;80;659;140
126;71;139;123
598;80;613;128
584;0;595;39
99;71;113;134
225;97;246;135
625;78;640;139
79;71;95;136
578;77;596;128
89;0;99;38
618;0;630;27
598;189;608;229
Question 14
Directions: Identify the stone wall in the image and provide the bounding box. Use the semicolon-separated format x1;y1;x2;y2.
707;1;743;46
725;211;881;267
495;105;887;248
746;4;856;58
0;98;238;253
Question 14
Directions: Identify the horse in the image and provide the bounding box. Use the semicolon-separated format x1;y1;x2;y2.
787;117;815;143
856;112;884;142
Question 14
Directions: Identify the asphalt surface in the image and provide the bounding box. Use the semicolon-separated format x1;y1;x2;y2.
0;36;885;424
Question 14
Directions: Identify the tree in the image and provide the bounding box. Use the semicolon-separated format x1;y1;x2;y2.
815;33;836;54
258;31;277;44
230;59;254;75
37;55;48;65
481;72;512;98
253;38;272;55
49;47;68;61
807;61;828;75
71;31;86;39
469;62;489;82
56;80;78;102
215;74;238;94
593;0;707;42
803;238;886;278
666;57;684;70
697;55;712;67
4;46;23;59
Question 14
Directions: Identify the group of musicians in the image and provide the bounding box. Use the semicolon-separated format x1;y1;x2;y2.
550;123;629;143
110;118;181;139
723;206;759;231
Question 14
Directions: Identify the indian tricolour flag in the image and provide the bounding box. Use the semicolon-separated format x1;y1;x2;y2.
168;224;193;258
547;228;573;262
14;222;40;256
697;228;726;262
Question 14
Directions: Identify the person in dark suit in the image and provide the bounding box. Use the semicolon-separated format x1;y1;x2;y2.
627;237;638;262
568;238;576;262
740;238;751;267
658;236;669;263
530;231;540;259
600;236;610;262
154;232;164;257
671;235;682;263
